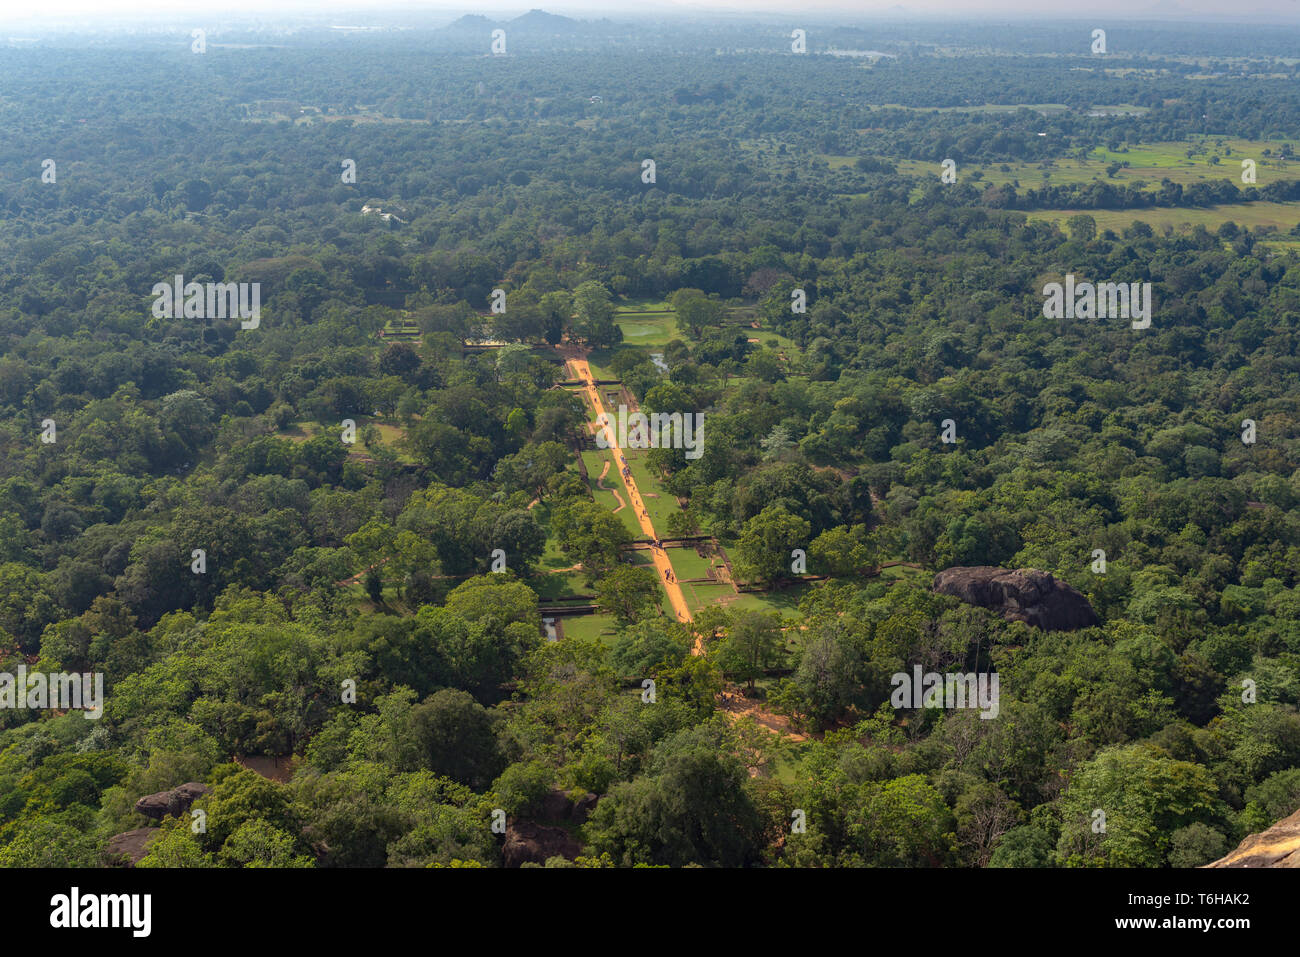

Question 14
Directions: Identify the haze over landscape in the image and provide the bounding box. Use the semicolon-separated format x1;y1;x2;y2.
0;3;1296;936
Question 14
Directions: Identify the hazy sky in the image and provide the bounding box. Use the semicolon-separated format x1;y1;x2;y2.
1;0;1296;23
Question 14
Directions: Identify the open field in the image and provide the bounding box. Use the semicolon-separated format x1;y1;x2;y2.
667;545;722;581
861;102;1074;115
580;449;644;537
278;417;417;463
765;746;812;785
870;139;1299;192
1028;201;1300;234
595;296;804;381
724;585;810;618
529;568;591;603
614;298;678;347
832;134;1300;235
879;563;927;582
732;319;802;361
623;448;682;529
679;578;734;613
555;612;619;646
573;383;685;533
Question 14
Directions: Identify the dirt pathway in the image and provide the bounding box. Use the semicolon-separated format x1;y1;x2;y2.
571;356;694;630
566;349;805;741
335;556;389;587
718;692;809;742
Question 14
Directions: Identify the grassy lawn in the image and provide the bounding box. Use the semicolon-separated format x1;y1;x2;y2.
837;138;1298;205
727;320;802;366
622;448;681;529
279;417;417;463
579;449;644;537
725;586;809;619
1092;137;1295;175
680;579;735;613
615;318;679;347
625;548;658;569
574;384;683;532
556;612;619;646
879;563;928;584
889;154;1295;195
666;545;719;581
765;746;811;786
1028;201;1300;234
560;609;691;649
368;421;410;452
529;567;592;602
718;374;757;392
580;351;625;382
614;297;680;348
590;297;801;376
617;296;674;312
860;103;1074;115
532;504;569;565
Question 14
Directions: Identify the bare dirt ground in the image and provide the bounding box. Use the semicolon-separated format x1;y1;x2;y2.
717;690;809;742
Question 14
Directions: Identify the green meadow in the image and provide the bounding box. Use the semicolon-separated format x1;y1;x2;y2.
1028;201;1300;234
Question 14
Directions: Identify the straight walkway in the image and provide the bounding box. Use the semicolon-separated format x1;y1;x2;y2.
570;356;695;635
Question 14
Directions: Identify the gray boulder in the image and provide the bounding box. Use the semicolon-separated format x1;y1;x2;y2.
134;781;210;820
536;788;600;824
933;566;1099;632
104;828;158;866
502;820;583;868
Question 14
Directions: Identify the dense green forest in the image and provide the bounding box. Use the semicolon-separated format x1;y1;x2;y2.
0;11;1298;870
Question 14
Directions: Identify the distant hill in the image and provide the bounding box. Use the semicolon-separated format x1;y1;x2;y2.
443;10;583;37
442;9;616;42
510;9;580;33
444;14;501;32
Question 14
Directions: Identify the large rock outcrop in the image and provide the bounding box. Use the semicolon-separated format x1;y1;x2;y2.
1206;807;1300;867
933;567;1099;632
536;788;599;826
134;782;210;820
502;820;583;868
104;828;159;867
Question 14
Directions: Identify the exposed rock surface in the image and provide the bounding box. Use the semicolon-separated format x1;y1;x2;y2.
235;754;295;783
134;782;210;820
536;788;599;825
104;828;158;866
1206;807;1300;867
572;793;599;825
539;789;571;822
502;820;583;868
933;566;1100;631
